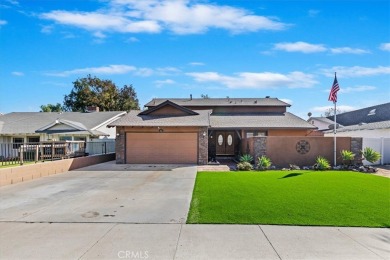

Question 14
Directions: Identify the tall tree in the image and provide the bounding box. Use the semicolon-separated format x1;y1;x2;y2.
63;75;139;112
323;108;344;117
40;103;63;112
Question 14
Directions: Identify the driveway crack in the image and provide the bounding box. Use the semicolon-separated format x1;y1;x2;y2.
78;223;117;260
337;228;387;260
173;224;183;260
258;225;282;260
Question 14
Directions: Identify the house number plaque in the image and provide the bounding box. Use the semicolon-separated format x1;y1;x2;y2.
296;140;310;154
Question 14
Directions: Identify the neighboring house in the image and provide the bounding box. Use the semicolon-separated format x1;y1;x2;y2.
308;117;335;131
109;97;317;164
310;103;390;138
0;109;126;144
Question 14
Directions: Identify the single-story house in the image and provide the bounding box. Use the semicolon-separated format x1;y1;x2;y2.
109;97;317;164
308;102;390;138
308;117;336;131
0;109;126;144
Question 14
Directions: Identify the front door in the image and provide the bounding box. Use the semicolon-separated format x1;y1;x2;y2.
216;131;235;155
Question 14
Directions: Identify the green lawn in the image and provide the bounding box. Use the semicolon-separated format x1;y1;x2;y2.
187;171;390;227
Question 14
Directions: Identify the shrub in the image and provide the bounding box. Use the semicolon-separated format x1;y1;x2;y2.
340;150;355;166
237;162;253;171
362;147;381;164
257;155;272;171
314;156;331;170
239;154;253;163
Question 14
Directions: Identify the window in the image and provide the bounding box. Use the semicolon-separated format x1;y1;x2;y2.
13;137;24;149
217;134;223;145
227;134;233;146
73;137;86;142
246;131;266;138
59;136;72;141
27;137;40;143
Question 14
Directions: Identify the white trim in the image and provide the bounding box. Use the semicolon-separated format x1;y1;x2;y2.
91;112;126;130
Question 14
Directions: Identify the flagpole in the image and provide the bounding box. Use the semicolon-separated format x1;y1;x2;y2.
333;72;337;167
333;98;337;167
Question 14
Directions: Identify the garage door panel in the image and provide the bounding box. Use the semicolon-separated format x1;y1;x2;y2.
126;133;197;164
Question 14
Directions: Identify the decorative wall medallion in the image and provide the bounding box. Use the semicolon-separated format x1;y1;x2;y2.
296;140;310;154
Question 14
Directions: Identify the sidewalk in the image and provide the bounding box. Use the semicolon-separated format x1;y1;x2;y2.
0;222;388;259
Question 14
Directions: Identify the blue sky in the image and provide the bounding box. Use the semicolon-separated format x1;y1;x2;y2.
1;0;389;118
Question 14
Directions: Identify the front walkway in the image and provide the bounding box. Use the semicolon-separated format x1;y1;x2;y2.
0;222;388;259
375;165;390;178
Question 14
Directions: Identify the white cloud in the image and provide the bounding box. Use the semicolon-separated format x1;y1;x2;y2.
40;0;288;35
45;64;137;77
312;105;356;114
308;9;320;17
273;41;327;53
0;20;7;26
134;67;154;77
330;47;370;54
321;66;390;78
339;85;376;93
41;25;54;34
156;66;181;75
379;43;390;51
154;79;175;87
127;36;139;42
40;11;161;33
6;0;19;5
93;31;106;39
62;32;76;39
12;71;24;76
273;42;370;55
186;71;317;89
280;98;293;105
45;64;183;78
189;62;205;66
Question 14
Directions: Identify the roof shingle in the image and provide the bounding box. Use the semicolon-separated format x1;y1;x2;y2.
326;102;390;126
210;113;316;129
108;110;211;127
0;111;125;134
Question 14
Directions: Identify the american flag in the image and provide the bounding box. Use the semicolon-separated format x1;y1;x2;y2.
328;73;340;102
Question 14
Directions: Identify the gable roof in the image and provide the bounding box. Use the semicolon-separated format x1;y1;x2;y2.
145;98;290;107
323;120;390;133
210;112;317;129
109;110;210;127
139;100;198;116
326;102;390;126
37;119;88;132
0;111;126;135
308;117;336;125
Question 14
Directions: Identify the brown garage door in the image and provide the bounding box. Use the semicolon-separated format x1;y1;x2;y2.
126;133;198;164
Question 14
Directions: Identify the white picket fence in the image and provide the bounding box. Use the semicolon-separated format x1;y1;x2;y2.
362;138;390;165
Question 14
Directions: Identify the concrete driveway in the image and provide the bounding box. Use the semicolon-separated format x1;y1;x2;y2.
0;161;197;224
1;162;389;259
